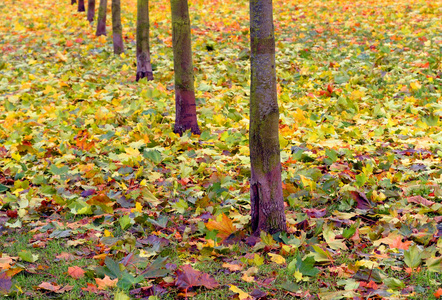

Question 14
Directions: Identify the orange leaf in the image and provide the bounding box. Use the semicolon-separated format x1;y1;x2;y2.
65;40;74;47
81;283;99;293
205;214;236;240
434;288;442;298
388;236;412;250
95;275;118;290
68;266;85;279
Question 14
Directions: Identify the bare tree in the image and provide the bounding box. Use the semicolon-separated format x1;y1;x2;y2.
78;0;85;12
87;0;95;23
249;0;286;234
112;0;124;54
96;0;107;36
170;0;200;135
136;0;154;81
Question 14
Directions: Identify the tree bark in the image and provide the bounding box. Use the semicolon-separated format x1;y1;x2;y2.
78;0;85;12
112;0;124;54
170;0;200;135
136;0;153;81
96;0;107;36
71;0;77;5
249;0;286;234
87;0;95;23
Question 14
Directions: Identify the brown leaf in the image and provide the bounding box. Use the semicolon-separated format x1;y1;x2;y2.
407;195;435;207
303;208;327;218
36;282;61;292
175;265;219;290
55;252;77;261
95;275;118;290
222;262;243;272
68;266;85;279
349;191;373;209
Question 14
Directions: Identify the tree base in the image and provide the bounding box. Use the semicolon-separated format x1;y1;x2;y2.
136;71;153;82
173;124;201;136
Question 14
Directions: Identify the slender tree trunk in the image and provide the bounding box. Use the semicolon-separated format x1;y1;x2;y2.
71;0;77;5
112;0;124;54
87;0;95;23
170;0;200;135
78;0;85;12
96;0;107;36
136;0;153;81
249;0;286;234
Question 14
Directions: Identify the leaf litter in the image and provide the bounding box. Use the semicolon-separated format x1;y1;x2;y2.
0;0;442;298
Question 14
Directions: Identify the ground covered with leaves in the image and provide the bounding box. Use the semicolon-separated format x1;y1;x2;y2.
1;0;442;298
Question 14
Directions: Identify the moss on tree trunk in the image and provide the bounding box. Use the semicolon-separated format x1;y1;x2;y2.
171;0;200;135
249;0;286;234
112;0;124;54
87;0;95;23
136;0;153;81
96;0;107;36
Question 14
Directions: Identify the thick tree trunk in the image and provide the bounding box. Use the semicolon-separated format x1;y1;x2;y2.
87;0;95;23
96;0;107;36
71;0;77;5
136;0;153;81
78;0;85;12
249;0;286;234
112;0;124;54
170;0;200;135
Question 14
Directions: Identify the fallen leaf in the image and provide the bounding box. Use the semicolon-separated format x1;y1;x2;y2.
205;214;236;240
95;275;118;290
175;265;219;290
68;266;85;279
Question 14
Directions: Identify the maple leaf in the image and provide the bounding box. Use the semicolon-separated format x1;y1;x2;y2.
95;275;118;290
81;283;100;293
68;266;85;279
222;262;243;272
388;236;412;250
175;265;219;290
205;213;236;240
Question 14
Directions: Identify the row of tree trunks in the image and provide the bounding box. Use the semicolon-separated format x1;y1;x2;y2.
69;0;284;234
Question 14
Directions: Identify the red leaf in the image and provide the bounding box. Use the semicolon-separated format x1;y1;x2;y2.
349;191;373;209
6;210;17;219
68;266;85;279
175;265;219;290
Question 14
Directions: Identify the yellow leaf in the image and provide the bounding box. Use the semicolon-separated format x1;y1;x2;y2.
350;89;365;100
120;53;126;59
410;81;421;91
104;230;113;237
55;51;67;62
294;270;303;282
241;266;258;283
268;253;286;265
131;202;143;213
229;285;250;300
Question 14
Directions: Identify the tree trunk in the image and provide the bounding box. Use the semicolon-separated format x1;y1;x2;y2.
87;0;95;23
96;0;107;36
78;0;85;12
170;0;200;135
249;0;286;234
71;0;77;5
112;0;124;54
136;0;153;81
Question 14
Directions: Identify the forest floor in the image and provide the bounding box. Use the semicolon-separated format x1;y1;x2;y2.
1;0;442;299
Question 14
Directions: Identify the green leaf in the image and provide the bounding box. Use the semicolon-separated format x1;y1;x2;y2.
49;164;69;175
143;150;162;164
18;250;39;263
287;253;319;277
141;256;169;278
0;184;9;193
383;277;405;290
404;244;422;268
119;215;133;230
